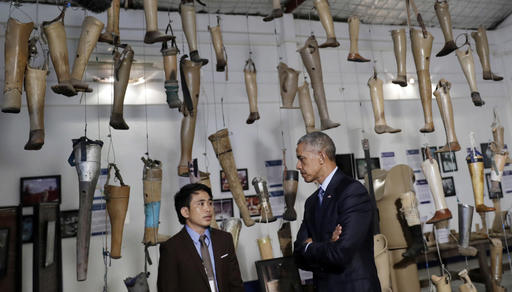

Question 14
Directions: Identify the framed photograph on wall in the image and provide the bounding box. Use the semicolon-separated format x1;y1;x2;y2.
220;169;249;192
355;158;380;180
438;151;458;173
0;206;22;291
480;143;493;169
335;153;356;179
243;195;261;217
60;210;78;239
421;146;439;162
486;173;503;199
20;175;61;206
0;228;8;277
213;198;234;222
442;177;456;197
255;256;302;292
22;215;33;243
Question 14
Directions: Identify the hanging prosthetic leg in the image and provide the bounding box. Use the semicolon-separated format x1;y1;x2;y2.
422;148;452;224
298;36;340;130
277;62;299;109
253;177;276;223
458;269;477;292
263;0;283;22
471;27;503;81
143;0;173;44
373;234;392;292
467;137;495;213
142;157;169;245
208;22;227;72
180;0;208;64
282;170;299;221
458;203;478;256
110;45;134;130
313;0;339;48
244;58;260;124
2;18;34;113
24;65;47;150
456;46;484;106
347;16;370;62
68;136;103;281
431;274;452;292
98;0;120;45
209;129;255;227
161;33;181;109
400;191;425;258
367;73;401;134
433;79;461;153
410;28;434;133
221;218;242;249
278;222;292;256
490;237;503;287
435;0;457;57
391;29;408;87
298;82;318;134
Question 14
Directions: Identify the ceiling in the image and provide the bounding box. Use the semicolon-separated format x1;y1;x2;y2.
5;0;512;29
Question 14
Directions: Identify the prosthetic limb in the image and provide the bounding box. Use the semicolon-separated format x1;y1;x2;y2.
458;203;478;256
410;28;434;133
374;234;392;292
257;236;273;260
490;153;507;198
471;27;503;81
68;137;103;281
400;191;425;258
24;66;47;150
458;269;477;292
466;146;495;213
208;129;255;227
297;82;318;133
98;0;120;45
431;274;452;292
180;1;208;64
298;36;340;130
313;0;339;48
70;16;104;93
110;45;134;130
347;16;370;62
435;1;457;57
208;24;227;72
142;157;169;245
263;0;283;22
143;0;173;44
244;58;260;124
124;272;150;292
433;79;461;153
253;177;276;223
390;248;421;292
277;222;292;257
282;170;299;221
2;18;34;113
490;237;503;285
391;29;408;87
421;149;452;224
221;218;242;249
456;48;484;106
277;62;300;109
367;74;401;134
161;40;181;108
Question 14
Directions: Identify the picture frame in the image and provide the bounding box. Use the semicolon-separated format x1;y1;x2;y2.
0;228;8;278
243;195;261;217
20;175;61;206
60;210;79;239
0;206;22;291
438;150;458;173
255;256;302;292
213;198;234;222
486;173;503;199
220;169;249;192
335;153;356;179
421;146;439;163
355;158;380;180
22;215;33;243
442;177;456;197
480;143;493;169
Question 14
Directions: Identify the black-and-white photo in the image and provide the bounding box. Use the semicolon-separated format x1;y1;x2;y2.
60;210;78;239
355;158;380;180
421;146;439;163
213;198;234;222
439;151;458;173
480;143;493;169
442;177;456;197
22;215;33;243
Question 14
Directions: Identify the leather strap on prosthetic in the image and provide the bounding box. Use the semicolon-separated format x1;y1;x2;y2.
400;191;420;227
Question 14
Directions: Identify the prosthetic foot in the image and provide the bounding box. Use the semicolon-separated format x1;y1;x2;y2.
244;58;260;124
24;66;47;150
313;0;339;48
391;29;408;87
161;41;181;108
98;0;120;45
282;170;299;221
422;149;452;224
180;1;208;64
435;1;457;57
277;62;300;109
433;79;461;153
471;27;503;81
467;146;495;213
124;272;150;292
263;0;283;22
208;24;227;72
458;203;478;256
431;274;452;292
110;45;134;130
368;74;401;134
347;16;370;62
253;177;276;223
143;0;173;44
400;191;425;258
458;269;477;292
298;82;318;133
456;48;484;106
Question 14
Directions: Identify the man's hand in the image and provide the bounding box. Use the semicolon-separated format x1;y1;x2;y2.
304;237;313;244
331;224;342;242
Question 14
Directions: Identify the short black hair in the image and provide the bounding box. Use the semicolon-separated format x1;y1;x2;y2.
174;183;213;225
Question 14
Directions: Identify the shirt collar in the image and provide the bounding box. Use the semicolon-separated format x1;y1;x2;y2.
185;224;211;244
320;166;338;192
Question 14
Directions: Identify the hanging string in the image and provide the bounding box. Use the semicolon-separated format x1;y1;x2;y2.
143;38;150;157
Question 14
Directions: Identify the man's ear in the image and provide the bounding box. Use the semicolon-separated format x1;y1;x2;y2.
318;151;326;164
180;206;190;219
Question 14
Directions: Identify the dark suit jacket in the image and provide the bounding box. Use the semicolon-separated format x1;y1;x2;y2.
157;227;244;292
293;169;381;291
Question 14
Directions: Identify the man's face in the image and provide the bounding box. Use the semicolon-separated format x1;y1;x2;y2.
296;143;323;183
181;190;213;232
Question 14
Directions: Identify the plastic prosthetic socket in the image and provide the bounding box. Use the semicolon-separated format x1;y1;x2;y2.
24;65;47;150
421;148;452;224
431;274;452;292
490;237;505;290
298;36;340;131
68;136;103;281
390;248;422;292
466;145;495;213
373;234;392;292
252;177;276;223
490;152;507;198
278;222;292;257
263;0;283;22
435;0;457;57
367;74;401;134
208;23;227;72
297;82;319;134
70;16;104;93
433;79;461;153
282;170;299;221
491;116;506;154
104;164;130;259
143;0;173;44
458;269;477;292
209;129;255;227
124;272;150;292
110;45;134;130
142;157;170;245
347;16;370;62
313;0;339;48
221;218;242;249
244;58;260;124
410;28;435;133
277;62;300;109
458;204;478;256
180;0;208;64
2;18;34;113
455;47;484;106
161;39;181;109
471;27;503;81
257;236;274;260
391;29;408;87
400;191;425;259
188;158;212;189
98;0;120;45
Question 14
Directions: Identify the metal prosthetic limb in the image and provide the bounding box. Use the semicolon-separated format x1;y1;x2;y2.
161;34;181;108
142;157;169;245
400;191;425;258
347;16;370;62
277;222;292;256
458;269;477;292
471;27;503;81
458;204;478;256
282;170;299;221
24;65;47;150
313;0;339;48
263;0;283;22
433;79;461;153
391;29;408;87
98;0;120;45
435;0;457;57
180;1;208;64
257;236;273;260
367;73;401;134
2;18;34;113
277;62;300;109
143;0;173;44
208;23;227;72
431;274;452;292
68;136;103;281
252;177;276;223
221;218;242;249
490;237;503;286
422;148;452;224
298;36;340;130
208;129;255;227
410;28;434;133
110;45;134;130
373;234;392;292
455;47;484;106
244;58;260;124
70;16;104;93
467;135;495;213
297;82;318;133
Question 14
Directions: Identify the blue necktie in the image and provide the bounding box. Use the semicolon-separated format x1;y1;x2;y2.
318;188;325;205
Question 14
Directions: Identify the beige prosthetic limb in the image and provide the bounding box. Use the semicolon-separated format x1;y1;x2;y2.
313;0;339;48
221;218;242;249
282;170;299;221
410;28;434;133
490;237;503;285
208;129;255;227
391;29;408;87
367;74;401;134
298;82;318;133
298;36;340;130
142;158;169;245
456;47;484;106
277;222;292;257
347;16;370;62
99;0;120;44
431;274;452;292
471;27;503;81
2;18;34;113
277;62;299;109
257;236;273;260
143;0;173;44
400;191;425;258
263;0;283;22
24;66;47;150
421;149;452;224
110;45;134;130
252;177;276;223
180;1;208;64
435;0;457;57
244;58;260;124
208;24;227;72
390;248;421;292
374;234;392;292
458;269;477;292
433;79;461;153
467;139;495;213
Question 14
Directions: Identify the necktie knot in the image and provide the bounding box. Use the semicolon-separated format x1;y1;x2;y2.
199;234;207;246
318;188;325;204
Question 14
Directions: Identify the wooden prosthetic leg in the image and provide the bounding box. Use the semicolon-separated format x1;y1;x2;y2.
143;0;173;44
24;66;47;150
431;274;452;292
278;222;292;256
458;269;477;292
208;24;227;72
422;149;452;224
347;16;370;62
180;1;208;64
161;41;181;108
142;157;169;245
244;58;260;124
313;0;339;48
110;45;134;130
471;27;503;81
367;74;401;134
277;62;299;109
456;47;484;106
435;0;457;57
298;82;318;134
467;146;495;213
263;0;283;22
490;237;503;288
98;0;120;45
374;234;393;292
282;170;299;221
391;29;407;87
433;79;461;153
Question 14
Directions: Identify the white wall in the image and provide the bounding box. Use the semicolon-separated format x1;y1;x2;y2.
1;3;512;291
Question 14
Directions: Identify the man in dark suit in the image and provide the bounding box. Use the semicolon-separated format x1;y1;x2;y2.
157;183;244;292
293;132;381;291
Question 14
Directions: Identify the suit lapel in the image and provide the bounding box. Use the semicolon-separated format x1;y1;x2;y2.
180;227;210;289
211;229;224;292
